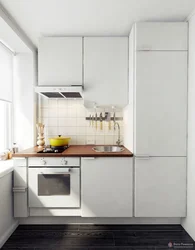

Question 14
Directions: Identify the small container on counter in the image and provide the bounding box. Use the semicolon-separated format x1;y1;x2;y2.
0;151;9;161
12;143;19;154
8;149;13;159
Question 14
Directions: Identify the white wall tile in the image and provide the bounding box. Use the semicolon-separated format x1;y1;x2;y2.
48;118;58;127
41;108;49;118
105;135;114;145
41;98;49;108
69;135;77;145
58;100;67;108
47;127;58;136
49;99;58;107
95;135;105;145
86;135;96;145
86;126;97;135
40;97;123;145
77;135;86;145
48;108;58;118
42;117;48;126
77;118;87;127
76;127;86;135
77;105;87;117
58;108;68;117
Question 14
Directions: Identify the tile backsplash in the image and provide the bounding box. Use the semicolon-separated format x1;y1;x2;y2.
39;98;123;145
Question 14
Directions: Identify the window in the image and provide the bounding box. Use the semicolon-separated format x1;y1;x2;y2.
0;41;13;152
0;101;12;152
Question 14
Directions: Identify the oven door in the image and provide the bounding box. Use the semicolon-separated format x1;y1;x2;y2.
28;167;80;208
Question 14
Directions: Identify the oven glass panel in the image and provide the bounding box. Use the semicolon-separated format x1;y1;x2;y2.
38;174;70;196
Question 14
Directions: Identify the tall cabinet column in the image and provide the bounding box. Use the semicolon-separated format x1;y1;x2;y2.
126;22;188;217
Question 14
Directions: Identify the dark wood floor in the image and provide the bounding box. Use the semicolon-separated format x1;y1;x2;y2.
2;224;195;250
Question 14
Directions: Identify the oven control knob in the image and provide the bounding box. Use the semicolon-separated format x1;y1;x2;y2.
41;159;46;165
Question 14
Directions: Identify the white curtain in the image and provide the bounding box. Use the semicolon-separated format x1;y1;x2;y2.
0;42;13;102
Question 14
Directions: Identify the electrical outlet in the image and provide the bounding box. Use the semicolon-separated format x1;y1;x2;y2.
86;139;95;145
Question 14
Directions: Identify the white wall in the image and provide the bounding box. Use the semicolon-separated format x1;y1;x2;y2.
0;173;18;248
13;53;35;150
182;17;195;240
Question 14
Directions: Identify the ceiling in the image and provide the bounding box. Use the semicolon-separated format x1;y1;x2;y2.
0;15;31;53
0;0;195;48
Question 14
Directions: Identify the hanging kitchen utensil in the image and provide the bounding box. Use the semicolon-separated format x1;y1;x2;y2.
100;112;103;130
91;115;94;127
89;114;91;126
105;112;111;130
95;112;98;130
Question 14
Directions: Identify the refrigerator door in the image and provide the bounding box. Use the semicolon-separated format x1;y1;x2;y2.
135;51;187;156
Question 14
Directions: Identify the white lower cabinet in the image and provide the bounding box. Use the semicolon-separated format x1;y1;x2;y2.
13;158;28;218
134;157;186;217
81;157;133;217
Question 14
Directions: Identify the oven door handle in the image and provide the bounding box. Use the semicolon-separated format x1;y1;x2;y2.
40;168;71;174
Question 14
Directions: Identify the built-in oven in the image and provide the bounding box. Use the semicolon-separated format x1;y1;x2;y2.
28;157;80;208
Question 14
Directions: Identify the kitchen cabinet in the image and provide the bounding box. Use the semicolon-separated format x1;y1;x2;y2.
81;157;133;217
135;22;188;51
13;158;28;217
135;51;187;156
84;37;128;107
126;22;188;156
134;157;186;217
38;37;83;86
124;22;188;219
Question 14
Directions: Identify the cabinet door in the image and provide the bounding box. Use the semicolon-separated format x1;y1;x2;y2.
13;158;28;217
81;157;133;217
38;37;82;85
135;157;186;217
135;51;187;156
135;22;188;51
84;37;128;107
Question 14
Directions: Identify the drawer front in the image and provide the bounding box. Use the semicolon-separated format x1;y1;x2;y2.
28;157;80;166
13;158;27;167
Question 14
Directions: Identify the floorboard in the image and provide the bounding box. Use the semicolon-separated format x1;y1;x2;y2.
1;224;195;250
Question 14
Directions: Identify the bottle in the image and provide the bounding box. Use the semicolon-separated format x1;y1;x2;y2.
12;143;18;154
8;149;13;159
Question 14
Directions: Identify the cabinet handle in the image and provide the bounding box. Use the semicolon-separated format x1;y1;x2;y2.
136;155;150;160
13;187;27;193
82;157;95;160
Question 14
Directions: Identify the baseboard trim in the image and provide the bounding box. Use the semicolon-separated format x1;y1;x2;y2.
19;217;181;225
0;221;19;248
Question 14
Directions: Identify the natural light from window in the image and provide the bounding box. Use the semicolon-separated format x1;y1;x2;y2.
0;42;13;153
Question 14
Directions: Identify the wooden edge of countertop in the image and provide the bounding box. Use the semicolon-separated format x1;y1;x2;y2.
13;145;133;157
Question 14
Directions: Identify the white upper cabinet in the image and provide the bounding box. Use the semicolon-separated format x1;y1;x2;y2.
81;157;133;217
38;37;83;86
84;37;128;107
135;51;187;156
134;157;186;217
135;22;188;51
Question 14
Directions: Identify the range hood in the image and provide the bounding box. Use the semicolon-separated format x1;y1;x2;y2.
35;86;83;99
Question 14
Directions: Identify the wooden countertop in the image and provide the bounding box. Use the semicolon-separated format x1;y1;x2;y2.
13;145;133;158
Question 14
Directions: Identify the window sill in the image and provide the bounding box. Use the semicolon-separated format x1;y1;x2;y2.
0;159;14;179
